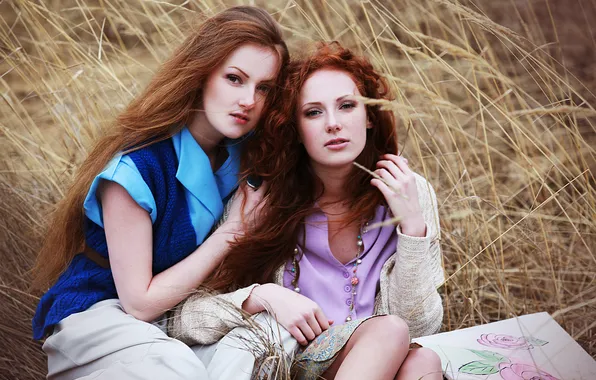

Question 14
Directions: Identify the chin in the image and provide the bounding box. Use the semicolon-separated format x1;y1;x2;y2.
332;151;362;165
224;131;247;140
221;126;251;140
319;157;358;168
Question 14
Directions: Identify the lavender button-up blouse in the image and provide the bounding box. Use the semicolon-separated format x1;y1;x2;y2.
283;205;398;325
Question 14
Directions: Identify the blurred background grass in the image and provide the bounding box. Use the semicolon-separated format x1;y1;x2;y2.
1;0;594;379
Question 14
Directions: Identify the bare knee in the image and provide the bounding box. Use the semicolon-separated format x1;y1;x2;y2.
400;347;443;379
323;316;411;379
358;315;409;352
377;315;410;343
410;347;441;365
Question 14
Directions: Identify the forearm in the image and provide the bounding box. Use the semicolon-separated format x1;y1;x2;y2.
168;284;259;345
241;283;280;314
127;222;240;321
394;174;444;336
391;230;443;337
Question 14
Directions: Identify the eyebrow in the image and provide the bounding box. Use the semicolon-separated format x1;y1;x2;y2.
229;66;249;78
230;66;276;84
301;94;354;109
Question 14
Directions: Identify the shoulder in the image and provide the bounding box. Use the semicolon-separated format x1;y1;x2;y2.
84;154;158;227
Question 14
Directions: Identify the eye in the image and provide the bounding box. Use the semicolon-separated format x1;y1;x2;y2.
305;109;322;117
340;101;356;110
257;84;271;94
226;74;242;84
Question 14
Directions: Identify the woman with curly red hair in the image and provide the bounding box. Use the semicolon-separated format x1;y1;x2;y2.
170;42;445;380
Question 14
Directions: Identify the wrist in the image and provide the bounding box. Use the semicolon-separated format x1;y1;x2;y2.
219;220;243;235
400;215;426;237
242;284;270;314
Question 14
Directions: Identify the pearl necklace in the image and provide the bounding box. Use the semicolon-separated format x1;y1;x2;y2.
290;223;368;322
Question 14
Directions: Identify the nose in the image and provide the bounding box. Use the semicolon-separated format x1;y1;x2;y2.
239;88;256;111
325;112;342;133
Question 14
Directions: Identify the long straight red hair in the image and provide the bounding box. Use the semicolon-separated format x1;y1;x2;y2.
32;6;289;290
209;42;399;290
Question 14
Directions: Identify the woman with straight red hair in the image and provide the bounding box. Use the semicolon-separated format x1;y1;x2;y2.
31;6;288;379
171;42;445;380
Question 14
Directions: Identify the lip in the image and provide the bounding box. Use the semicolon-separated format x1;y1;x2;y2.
326;142;349;150
324;138;350;148
230;112;250;124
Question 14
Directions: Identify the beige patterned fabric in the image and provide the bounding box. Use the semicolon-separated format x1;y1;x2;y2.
168;173;444;345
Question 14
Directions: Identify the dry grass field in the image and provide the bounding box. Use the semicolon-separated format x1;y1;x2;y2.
1;0;595;379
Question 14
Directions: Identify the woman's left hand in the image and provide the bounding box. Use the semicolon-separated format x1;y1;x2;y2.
371;154;426;237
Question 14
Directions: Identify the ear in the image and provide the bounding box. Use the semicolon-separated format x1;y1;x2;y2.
366;119;373;129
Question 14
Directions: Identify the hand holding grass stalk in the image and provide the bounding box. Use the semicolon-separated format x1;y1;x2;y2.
361;154;427;237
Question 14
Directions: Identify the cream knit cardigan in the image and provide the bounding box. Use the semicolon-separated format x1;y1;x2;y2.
168;174;444;345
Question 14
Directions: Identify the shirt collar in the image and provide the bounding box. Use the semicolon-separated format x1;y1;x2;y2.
214;138;242;200
172;127;241;219
300;205;390;263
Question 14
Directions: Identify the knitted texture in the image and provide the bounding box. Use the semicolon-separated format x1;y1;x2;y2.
168;173;445;344
33;139;197;339
127;140;196;273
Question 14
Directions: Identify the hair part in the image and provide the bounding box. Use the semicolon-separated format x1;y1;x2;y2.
208;42;398;290
32;6;289;290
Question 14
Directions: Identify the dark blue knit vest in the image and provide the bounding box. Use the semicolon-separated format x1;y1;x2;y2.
32;139;197;339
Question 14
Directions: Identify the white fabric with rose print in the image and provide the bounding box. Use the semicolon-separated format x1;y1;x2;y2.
413;312;596;380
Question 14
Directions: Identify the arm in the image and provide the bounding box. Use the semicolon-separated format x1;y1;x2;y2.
169;282;332;346
372;155;444;337
168;284;260;345
101;181;262;322
386;175;443;337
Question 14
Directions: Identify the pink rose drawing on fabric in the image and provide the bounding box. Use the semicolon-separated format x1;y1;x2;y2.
459;336;551;377
499;362;559;380
478;334;533;350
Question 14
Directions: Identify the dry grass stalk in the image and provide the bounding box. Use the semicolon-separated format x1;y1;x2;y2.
1;0;595;379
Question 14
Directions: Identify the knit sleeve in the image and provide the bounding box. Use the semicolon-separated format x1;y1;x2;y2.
167;284;259;345
83;154;157;227
383;173;444;338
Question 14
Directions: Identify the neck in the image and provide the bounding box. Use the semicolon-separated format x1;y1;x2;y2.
312;161;352;205
188;111;225;160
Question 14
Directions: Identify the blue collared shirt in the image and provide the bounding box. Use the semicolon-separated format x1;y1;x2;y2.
83;127;241;245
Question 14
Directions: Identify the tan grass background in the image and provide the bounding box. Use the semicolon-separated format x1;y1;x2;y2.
1;0;595;379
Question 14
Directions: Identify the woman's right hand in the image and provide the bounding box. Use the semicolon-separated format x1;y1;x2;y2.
243;283;332;346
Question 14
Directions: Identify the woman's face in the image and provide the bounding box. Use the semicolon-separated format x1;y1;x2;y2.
297;69;370;170
199;43;280;140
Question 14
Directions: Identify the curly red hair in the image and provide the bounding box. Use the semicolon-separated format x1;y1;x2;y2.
209;42;398;290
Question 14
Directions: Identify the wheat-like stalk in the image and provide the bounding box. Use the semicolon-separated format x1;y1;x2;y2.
1;0;595;378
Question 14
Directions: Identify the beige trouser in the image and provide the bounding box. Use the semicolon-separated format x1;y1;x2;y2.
190;312;300;380
43;299;208;380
